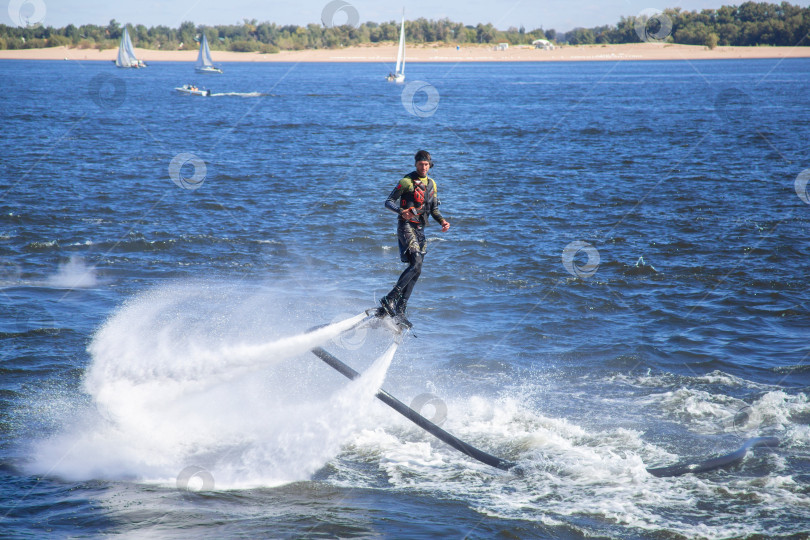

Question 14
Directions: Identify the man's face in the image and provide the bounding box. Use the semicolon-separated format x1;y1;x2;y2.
415;160;430;177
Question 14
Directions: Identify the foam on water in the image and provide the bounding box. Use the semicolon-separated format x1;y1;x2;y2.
27;282;395;489
330;378;809;538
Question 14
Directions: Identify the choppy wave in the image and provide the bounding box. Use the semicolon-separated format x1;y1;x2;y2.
332;386;808;538
4;58;810;538
20;281;807;536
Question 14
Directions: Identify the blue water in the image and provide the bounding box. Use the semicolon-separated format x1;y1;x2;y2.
1;58;809;539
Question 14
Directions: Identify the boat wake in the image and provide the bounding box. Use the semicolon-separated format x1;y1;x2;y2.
209;92;269;97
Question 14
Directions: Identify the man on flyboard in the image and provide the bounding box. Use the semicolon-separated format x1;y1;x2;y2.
378;150;450;329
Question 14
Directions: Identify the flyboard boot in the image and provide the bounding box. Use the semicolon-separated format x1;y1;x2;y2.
394;297;412;330
378;287;402;318
375;288;413;334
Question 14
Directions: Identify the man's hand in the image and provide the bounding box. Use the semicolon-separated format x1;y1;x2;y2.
400;208;417;221
441;220;450;232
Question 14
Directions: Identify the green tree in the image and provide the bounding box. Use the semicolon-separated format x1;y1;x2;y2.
178;20;196;48
106;19;121;40
566;27;596;44
48;34;70;47
135;24;149;45
64;23;79;44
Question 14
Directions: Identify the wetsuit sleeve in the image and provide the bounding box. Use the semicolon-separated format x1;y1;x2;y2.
429;180;445;224
384;183;403;214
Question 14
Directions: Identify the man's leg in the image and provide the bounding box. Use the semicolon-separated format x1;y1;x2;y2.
380;251;421;316
395;250;423;314
381;223;423;317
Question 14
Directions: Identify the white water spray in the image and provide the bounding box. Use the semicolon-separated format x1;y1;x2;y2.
46;255;97;288
29;282;395;488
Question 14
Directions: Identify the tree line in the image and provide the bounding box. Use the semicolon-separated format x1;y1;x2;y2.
0;1;808;51
0;17;546;52
565;1;810;48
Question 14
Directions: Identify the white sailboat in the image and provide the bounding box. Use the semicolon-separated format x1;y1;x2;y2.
115;27;145;68
386;11;405;83
195;34;222;74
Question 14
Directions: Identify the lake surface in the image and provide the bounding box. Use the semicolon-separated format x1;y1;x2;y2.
1;57;809;539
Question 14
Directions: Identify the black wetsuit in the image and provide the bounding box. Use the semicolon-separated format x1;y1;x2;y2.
383;172;445;309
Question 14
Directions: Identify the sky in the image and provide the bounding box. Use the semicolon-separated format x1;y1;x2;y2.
6;0;810;33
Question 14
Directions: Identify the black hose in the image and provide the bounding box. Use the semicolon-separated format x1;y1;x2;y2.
311;345;515;471
646;436;779;477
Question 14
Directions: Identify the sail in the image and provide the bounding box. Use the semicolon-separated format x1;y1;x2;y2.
394;12;405;77
196;34;214;69
116;27;139;68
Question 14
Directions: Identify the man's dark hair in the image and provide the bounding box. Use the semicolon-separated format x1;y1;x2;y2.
414;150;432;166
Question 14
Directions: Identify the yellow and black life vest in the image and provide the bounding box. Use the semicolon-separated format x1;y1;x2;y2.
400;178;427;223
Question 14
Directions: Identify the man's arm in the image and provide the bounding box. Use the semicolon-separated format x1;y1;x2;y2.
429;180;450;231
433;210;450;231
430;205;445;224
385;177;414;214
385;183;403;213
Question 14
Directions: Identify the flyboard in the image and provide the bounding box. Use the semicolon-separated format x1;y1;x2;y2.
308;310;516;472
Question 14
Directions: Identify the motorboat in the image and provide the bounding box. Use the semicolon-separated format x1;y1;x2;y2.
174;84;212;96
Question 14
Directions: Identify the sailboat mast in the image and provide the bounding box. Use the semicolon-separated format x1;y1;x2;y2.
196;35;204;67
400;12;405;75
395;9;405;75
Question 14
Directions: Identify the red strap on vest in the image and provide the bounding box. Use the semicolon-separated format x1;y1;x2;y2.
413;180;426;205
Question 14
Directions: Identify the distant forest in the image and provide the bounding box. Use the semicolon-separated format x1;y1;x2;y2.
1;1;808;51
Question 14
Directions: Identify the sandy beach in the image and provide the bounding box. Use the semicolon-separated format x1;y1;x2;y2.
1;42;809;62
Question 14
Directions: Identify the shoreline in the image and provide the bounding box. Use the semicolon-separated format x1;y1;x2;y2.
1;42;809;62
